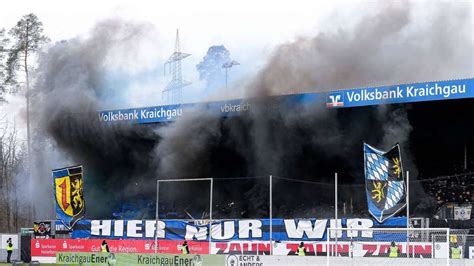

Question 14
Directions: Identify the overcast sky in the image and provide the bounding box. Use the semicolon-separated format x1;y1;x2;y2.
0;0;343;137
0;0;343;53
0;1;389;69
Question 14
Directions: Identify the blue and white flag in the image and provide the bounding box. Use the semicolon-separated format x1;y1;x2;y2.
364;143;406;223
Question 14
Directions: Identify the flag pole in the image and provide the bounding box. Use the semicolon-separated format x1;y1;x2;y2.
209;178;213;254
155;180;159;254
269;175;273;255
406;170;410;258
335;172;338;256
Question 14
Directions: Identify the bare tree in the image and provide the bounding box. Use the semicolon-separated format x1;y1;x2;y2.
0;28;9;95
0;117;26;232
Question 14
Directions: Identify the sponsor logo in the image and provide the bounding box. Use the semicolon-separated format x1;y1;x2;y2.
225;255;264;266
226;255;239;266
193;255;203;266
108;253;117;265
220;102;250;113
99;107;183;122
326;93;344;108
56;252;109;264
55;252;219;265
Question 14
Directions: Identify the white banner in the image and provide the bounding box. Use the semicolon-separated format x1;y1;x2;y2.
454;205;472;220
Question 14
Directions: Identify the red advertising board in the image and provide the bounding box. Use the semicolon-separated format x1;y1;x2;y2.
31;239;209;257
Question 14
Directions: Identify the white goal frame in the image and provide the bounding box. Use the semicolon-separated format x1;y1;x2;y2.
155;178;214;253
326;227;450;266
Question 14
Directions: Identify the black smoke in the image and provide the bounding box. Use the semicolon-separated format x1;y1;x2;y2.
31;2;473;219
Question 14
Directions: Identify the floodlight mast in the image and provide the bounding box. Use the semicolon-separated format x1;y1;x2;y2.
222;60;240;89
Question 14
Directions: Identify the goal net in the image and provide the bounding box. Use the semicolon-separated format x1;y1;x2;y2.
326;227;452;265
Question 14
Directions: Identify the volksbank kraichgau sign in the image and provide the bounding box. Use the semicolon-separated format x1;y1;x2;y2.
326;79;473;108
98;78;473;124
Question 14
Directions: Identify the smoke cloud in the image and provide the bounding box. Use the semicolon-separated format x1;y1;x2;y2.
30;2;472;219
246;2;472;96
31;19;163;217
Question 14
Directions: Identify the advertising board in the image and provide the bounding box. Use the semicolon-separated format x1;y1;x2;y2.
56;252;224;265
32;239;209;263
98;78;474;124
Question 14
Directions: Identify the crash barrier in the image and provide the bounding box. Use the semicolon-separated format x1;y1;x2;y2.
0;233;20;263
